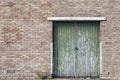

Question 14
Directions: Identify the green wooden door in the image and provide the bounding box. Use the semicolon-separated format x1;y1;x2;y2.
53;21;100;78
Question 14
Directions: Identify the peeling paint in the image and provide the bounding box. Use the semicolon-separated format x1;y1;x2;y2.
53;22;100;78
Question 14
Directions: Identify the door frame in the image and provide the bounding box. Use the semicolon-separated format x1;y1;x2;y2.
48;17;106;78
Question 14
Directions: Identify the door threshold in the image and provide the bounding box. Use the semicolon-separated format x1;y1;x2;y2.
52;78;101;80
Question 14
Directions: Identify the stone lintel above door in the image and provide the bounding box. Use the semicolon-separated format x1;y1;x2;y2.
47;17;106;21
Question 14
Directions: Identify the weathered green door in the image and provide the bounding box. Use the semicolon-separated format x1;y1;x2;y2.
53;21;100;78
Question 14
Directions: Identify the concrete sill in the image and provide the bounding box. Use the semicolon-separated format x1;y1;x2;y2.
52;78;111;80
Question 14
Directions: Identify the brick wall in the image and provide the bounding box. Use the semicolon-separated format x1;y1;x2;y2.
0;0;120;79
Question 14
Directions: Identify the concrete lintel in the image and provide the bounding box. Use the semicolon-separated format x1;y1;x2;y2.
47;17;106;21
